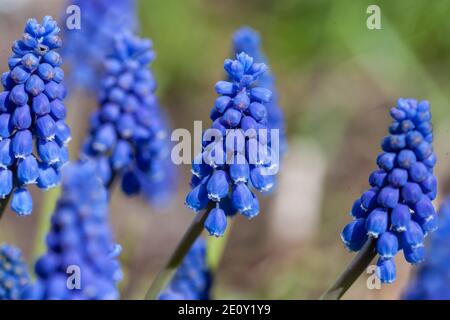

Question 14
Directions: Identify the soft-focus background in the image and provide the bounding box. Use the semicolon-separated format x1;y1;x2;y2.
0;0;449;299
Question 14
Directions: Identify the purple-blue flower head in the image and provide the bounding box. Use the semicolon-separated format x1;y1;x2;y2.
21;161;122;300
158;238;211;300
233;26;287;156
0;16;70;216
0;244;31;300
186;52;280;236
81;33;175;205
62;0;138;92
341;98;437;284
403;199;450;299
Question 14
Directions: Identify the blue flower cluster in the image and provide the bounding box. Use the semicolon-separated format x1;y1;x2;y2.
22;161;122;300
81;33;174;203
0;244;31;300
186;52;279;236
341;98;437;283
159;238;211;300
403;199;450;300
0;16;70;216
63;0;138;92
233;27;287;156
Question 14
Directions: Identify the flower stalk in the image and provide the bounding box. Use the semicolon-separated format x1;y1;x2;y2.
145;205;213;300
320;239;376;300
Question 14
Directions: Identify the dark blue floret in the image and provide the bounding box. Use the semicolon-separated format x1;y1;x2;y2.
341;98;437;284
22;161;122;300
0;244;31;300
158;238;211;300
186;52;280;235
403;199;450;299
81;33;175;205
0;16;70;216
62;0;138;92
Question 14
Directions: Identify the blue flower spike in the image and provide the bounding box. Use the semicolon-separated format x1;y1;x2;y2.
81;33;175;205
186;52;281;236
22;162;122;300
158;238;211;300
62;0;138;92
403;199;450;299
0;16;70;216
341;98;436;284
0;244;31;300
233;27;287;156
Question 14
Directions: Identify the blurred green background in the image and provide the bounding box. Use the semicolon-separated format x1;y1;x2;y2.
0;0;449;299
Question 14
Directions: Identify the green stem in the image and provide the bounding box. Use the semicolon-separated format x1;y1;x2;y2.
207;218;233;271
144;206;213;300
320;238;376;300
32;187;61;262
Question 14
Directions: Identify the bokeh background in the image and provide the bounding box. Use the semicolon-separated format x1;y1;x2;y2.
0;0;449;299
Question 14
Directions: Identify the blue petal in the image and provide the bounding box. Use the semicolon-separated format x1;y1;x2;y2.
376;257;396;283
12;104;32;129
231;183;254;213
36;114;56;140
341;218;367;251
366;207;388;238
17;155;39;184
377;186;399;209
409;162;428;183
37;139;60;164
12;129;32;158
111;140;132;170
121;170;141;196
0;138;13;168
250;166;275;192
388;168;408;187
391;204;411;232
0;169;13;198
377;232;399;258
413;196;435;221
11;187;33;216
204;207;227;237
32;93;51;115
402;182;423;205
37;164;59;190
206;170;229;202
186;183;209;212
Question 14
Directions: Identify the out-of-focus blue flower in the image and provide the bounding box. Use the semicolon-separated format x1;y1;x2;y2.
233;26;287;156
341;98;437;284
186;52;280;236
81;33;175;205
22;161;122;300
0;16;70;216
0;244;31;300
403;199;450;299
158;238;211;300
62;0;138;92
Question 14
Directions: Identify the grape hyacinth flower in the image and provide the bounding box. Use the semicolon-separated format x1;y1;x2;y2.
233;27;287;156
0;16;70;216
81;33;174;203
158;238;211;300
63;0;138;92
22;161;122;300
341;98;436;284
403;199;450;299
186;52;279;237
0;244;31;300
